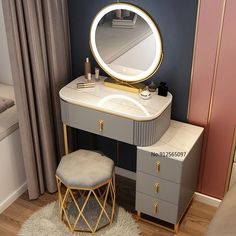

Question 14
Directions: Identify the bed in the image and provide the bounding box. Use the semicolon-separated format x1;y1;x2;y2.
0;83;26;213
0;83;18;140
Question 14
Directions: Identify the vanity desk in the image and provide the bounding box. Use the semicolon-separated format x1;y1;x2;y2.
60;76;172;147
60;76;204;232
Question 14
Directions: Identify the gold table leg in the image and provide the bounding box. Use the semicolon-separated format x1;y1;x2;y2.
63;124;69;155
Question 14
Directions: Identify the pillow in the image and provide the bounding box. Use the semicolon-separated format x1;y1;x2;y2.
0;97;15;113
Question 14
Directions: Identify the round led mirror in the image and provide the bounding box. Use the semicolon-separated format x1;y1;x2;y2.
90;3;163;84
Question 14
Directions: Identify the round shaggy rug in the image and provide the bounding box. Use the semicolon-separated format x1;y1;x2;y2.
18;201;140;236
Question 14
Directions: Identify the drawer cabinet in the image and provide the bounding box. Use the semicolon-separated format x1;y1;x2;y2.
60;99;171;147
136;120;204;225
137;149;182;183
136;192;178;224
61;100;133;144
136;172;180;204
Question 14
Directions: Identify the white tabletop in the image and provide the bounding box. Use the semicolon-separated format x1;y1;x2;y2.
138;120;204;161
59;76;172;121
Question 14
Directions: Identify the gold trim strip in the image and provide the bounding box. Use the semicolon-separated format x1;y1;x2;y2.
224;126;236;194
207;0;228;124
187;0;202;120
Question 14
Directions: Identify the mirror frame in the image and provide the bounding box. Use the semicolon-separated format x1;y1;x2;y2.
90;3;163;84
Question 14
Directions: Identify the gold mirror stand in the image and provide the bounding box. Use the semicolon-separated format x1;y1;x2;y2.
104;77;145;93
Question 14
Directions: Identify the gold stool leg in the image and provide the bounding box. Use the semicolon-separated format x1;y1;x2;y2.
63;124;69;155
110;173;116;224
56;176;116;233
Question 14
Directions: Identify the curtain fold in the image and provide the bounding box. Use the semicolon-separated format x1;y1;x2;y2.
2;0;71;199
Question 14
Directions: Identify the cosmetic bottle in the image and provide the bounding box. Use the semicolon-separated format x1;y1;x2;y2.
84;57;91;80
95;68;100;81
122;10;130;18
116;9;122;19
139;86;151;100
87;73;92;81
158;82;168;97
148;81;157;92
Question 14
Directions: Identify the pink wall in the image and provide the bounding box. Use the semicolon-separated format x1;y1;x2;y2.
188;0;236;198
188;0;224;126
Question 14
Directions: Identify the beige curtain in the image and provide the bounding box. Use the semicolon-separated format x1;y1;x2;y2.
2;0;71;199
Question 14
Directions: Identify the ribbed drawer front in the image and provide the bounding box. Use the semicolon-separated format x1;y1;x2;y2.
133;105;171;147
137;149;182;183
61;100;133;144
135;192;178;224
136;172;180;204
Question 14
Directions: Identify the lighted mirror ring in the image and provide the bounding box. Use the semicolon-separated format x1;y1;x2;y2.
90;3;163;84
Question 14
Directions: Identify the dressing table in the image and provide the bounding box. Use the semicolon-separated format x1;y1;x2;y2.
60;76;172;147
60;2;204;232
60;75;203;232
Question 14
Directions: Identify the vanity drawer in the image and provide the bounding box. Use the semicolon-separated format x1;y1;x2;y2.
61;100;133;144
136;172;180;204
137;149;182;183
135;192;178;224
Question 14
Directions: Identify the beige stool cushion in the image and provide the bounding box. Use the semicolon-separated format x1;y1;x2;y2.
56;149;114;188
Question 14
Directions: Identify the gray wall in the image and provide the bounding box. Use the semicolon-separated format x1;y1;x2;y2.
68;0;198;121
0;0;13;85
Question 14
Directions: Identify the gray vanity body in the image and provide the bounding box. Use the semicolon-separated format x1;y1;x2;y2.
60;99;171;147
136;123;204;224
59;78;203;227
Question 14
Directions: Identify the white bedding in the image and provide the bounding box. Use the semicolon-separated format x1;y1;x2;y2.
0;83;18;141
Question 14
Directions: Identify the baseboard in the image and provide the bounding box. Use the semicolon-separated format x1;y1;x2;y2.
115;167;136;180
0;182;27;213
194;192;221;207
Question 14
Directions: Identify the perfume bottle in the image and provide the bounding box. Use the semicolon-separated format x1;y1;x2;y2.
139;86;151;100
158;82;168;96
148;81;157;92
84;57;91;80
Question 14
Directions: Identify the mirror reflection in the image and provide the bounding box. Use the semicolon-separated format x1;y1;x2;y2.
95;9;157;76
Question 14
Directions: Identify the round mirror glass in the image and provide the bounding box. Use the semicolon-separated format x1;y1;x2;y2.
90;3;163;84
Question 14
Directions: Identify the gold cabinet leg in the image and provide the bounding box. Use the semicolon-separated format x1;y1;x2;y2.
63;124;69;155
137;211;141;220
174;223;179;233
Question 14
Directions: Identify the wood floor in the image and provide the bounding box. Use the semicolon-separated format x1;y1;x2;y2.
0;177;216;236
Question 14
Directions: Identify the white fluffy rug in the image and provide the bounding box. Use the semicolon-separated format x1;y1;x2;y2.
18;201;140;236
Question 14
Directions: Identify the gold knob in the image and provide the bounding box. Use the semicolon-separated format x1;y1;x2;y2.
154;203;159;214
156;161;160;172
155;183;160;193
99;120;104;132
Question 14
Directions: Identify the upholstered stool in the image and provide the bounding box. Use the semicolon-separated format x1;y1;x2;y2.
56;149;115;233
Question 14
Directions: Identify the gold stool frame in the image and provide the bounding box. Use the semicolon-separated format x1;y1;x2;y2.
56;172;116;233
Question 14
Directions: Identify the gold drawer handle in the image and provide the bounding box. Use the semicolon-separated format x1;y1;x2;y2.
156;161;160;172
154;203;159;214
155;183;160;193
99;120;104;132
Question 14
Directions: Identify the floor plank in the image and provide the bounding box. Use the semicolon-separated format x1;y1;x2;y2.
0;177;216;236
